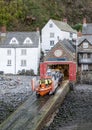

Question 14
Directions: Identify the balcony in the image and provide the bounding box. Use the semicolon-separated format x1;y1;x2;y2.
79;58;92;64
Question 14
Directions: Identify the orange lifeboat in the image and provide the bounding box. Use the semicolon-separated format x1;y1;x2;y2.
31;76;54;97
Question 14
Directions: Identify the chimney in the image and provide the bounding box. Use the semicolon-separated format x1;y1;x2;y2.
83;18;86;24
83;18;87;27
36;27;41;43
0;26;6;42
1;26;6;37
63;18;67;23
36;27;39;32
77;30;82;37
36;27;40;36
1;26;6;33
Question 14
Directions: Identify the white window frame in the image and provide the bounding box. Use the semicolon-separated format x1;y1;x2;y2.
49;23;53;28
21;60;27;66
23;37;33;44
7;60;12;66
10;37;19;44
21;49;27;55
50;33;54;38
83;54;87;59
7;49;11;55
82;64;88;71
50;40;54;46
83;42;88;48
70;32;73;38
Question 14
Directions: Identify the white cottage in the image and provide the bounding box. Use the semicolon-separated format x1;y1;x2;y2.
0;32;40;74
41;19;77;54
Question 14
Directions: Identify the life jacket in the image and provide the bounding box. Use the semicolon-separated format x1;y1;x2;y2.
45;79;48;85
39;79;45;85
39;80;41;85
48;79;52;84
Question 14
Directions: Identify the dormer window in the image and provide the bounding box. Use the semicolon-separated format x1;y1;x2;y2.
23;37;33;44
83;42;88;48
10;37;19;44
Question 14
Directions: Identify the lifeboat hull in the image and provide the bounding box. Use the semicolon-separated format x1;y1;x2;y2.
36;86;52;96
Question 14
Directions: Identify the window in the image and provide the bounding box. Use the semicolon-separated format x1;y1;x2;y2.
50;41;54;46
83;54;87;59
83;42;88;48
91;54;92;58
82;64;88;71
49;23;53;28
88;53;91;58
50;33;54;38
45;50;49;53
21;60;26;66
21;49;27;55
79;54;83;59
10;37;19;44
23;37;33;44
7;49;11;55
7;60;12;66
70;33;73;38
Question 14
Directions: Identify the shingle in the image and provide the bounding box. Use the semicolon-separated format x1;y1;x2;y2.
0;32;39;48
51;19;77;33
82;24;92;34
62;39;76;53
78;36;92;45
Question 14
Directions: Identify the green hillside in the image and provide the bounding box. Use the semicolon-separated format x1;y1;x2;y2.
0;0;92;31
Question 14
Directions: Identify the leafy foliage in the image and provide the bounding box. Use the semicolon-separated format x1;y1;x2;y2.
72;23;82;31
18;69;35;76
0;0;92;31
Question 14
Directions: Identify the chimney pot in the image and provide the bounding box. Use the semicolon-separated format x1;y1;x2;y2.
63;18;67;23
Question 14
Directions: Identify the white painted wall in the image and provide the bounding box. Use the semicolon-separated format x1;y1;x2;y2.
41;19;77;53
0;47;40;75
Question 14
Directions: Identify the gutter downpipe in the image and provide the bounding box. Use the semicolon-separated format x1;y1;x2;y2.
14;47;16;74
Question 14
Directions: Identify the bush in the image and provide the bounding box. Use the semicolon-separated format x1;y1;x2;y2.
18;69;35;76
0;71;4;75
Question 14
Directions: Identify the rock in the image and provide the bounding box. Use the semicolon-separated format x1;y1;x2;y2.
0;75;32;124
42;84;92;130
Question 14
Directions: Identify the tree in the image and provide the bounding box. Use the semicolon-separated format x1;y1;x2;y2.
72;23;82;31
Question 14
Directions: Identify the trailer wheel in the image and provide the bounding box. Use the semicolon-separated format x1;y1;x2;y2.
49;90;55;95
52;88;57;95
36;93;40;98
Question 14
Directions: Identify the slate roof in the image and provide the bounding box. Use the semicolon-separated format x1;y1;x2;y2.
45;39;75;60
51;19;77;33
82;24;92;35
0;32;39;48
78;35;92;45
62;39;76;53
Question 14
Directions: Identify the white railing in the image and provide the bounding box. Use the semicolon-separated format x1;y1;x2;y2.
79;58;92;63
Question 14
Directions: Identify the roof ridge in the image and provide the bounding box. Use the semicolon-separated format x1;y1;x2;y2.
50;19;77;33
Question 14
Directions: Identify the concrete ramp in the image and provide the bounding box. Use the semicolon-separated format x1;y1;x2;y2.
0;80;69;130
